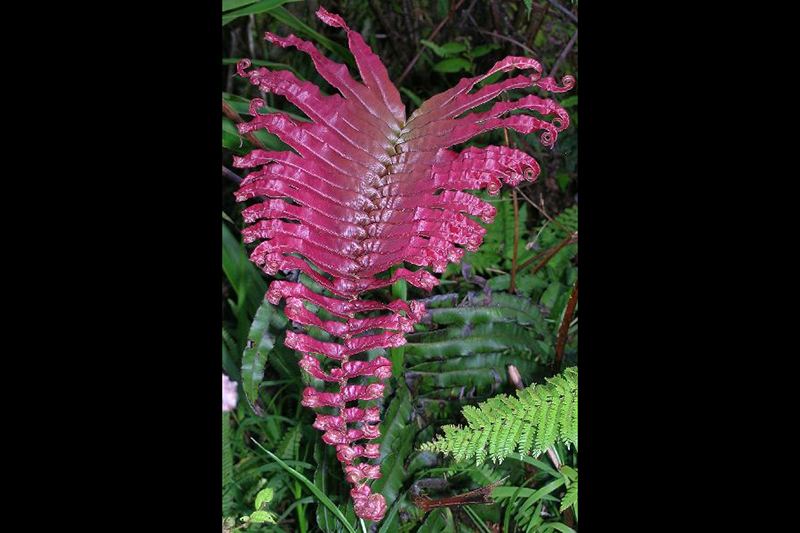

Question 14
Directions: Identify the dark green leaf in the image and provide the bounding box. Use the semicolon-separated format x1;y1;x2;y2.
471;44;500;58
222;0;302;25
241;297;277;415
222;0;258;11
439;42;467;55
433;58;473;73
559;96;579;108
369;389;415;512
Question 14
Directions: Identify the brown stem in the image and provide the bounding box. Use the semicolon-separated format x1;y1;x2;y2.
475;28;539;57
553;277;578;372
504;126;520;294
222;98;267;151
547;29;577;79
516;247;548;273
413;477;506;512
510;188;519;293
527;3;550;47
514;186;570;234
517;232;576;274
548;0;578;25
490;0;503;39
530;237;576;276
396;0;466;86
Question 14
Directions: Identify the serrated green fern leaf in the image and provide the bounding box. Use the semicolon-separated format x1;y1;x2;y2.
421;367;577;465
560;478;578;513
536;205;577;249
276;425;301;460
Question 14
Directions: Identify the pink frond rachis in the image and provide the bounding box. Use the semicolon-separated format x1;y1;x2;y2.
233;7;572;521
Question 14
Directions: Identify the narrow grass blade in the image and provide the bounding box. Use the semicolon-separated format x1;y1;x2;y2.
252;439;357;533
503;477;535;533
463;505;492;533
542;523;576;533
376;492;406;533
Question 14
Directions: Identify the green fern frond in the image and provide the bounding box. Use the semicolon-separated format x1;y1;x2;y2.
276;425;301;460
536;205;577;249
560;478;578;513
222;326;237;353
421;367;577;465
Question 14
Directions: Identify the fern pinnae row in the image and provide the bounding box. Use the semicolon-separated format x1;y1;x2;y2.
529;400;548;457
474;428;492;466
488;414;505;463
451;426;467;462
465;426;484;462
503;417;523;461
542;399;560;457
516;406;536;458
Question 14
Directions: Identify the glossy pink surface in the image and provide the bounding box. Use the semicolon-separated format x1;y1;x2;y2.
234;7;571;521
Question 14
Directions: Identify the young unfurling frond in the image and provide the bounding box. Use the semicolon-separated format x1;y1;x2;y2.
233;7;572;521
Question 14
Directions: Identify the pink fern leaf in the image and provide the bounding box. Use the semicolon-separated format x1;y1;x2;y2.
233;7;572;521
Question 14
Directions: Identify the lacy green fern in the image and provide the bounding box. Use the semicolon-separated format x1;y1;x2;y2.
536;205;577;249
421;367;577;465
560;478;578;513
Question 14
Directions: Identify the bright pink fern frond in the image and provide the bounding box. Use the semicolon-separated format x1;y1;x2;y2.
233;7;572;521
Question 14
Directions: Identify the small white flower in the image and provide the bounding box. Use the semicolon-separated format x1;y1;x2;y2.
223;373;238;412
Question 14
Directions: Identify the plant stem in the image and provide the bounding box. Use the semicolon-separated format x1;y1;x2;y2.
390;265;408;381
412;477;506;511
554;277;578;372
294;479;308;533
510;188;519;293
527;3;550;47
222;98;267;151
548;0;578;24
547;29;578;79
222;165;242;185
503;124;519;294
547;447;562;471
476;28;539;57
517;232;577;276
513;186;570;234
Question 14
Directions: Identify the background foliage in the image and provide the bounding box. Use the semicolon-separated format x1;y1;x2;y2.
223;1;578;531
